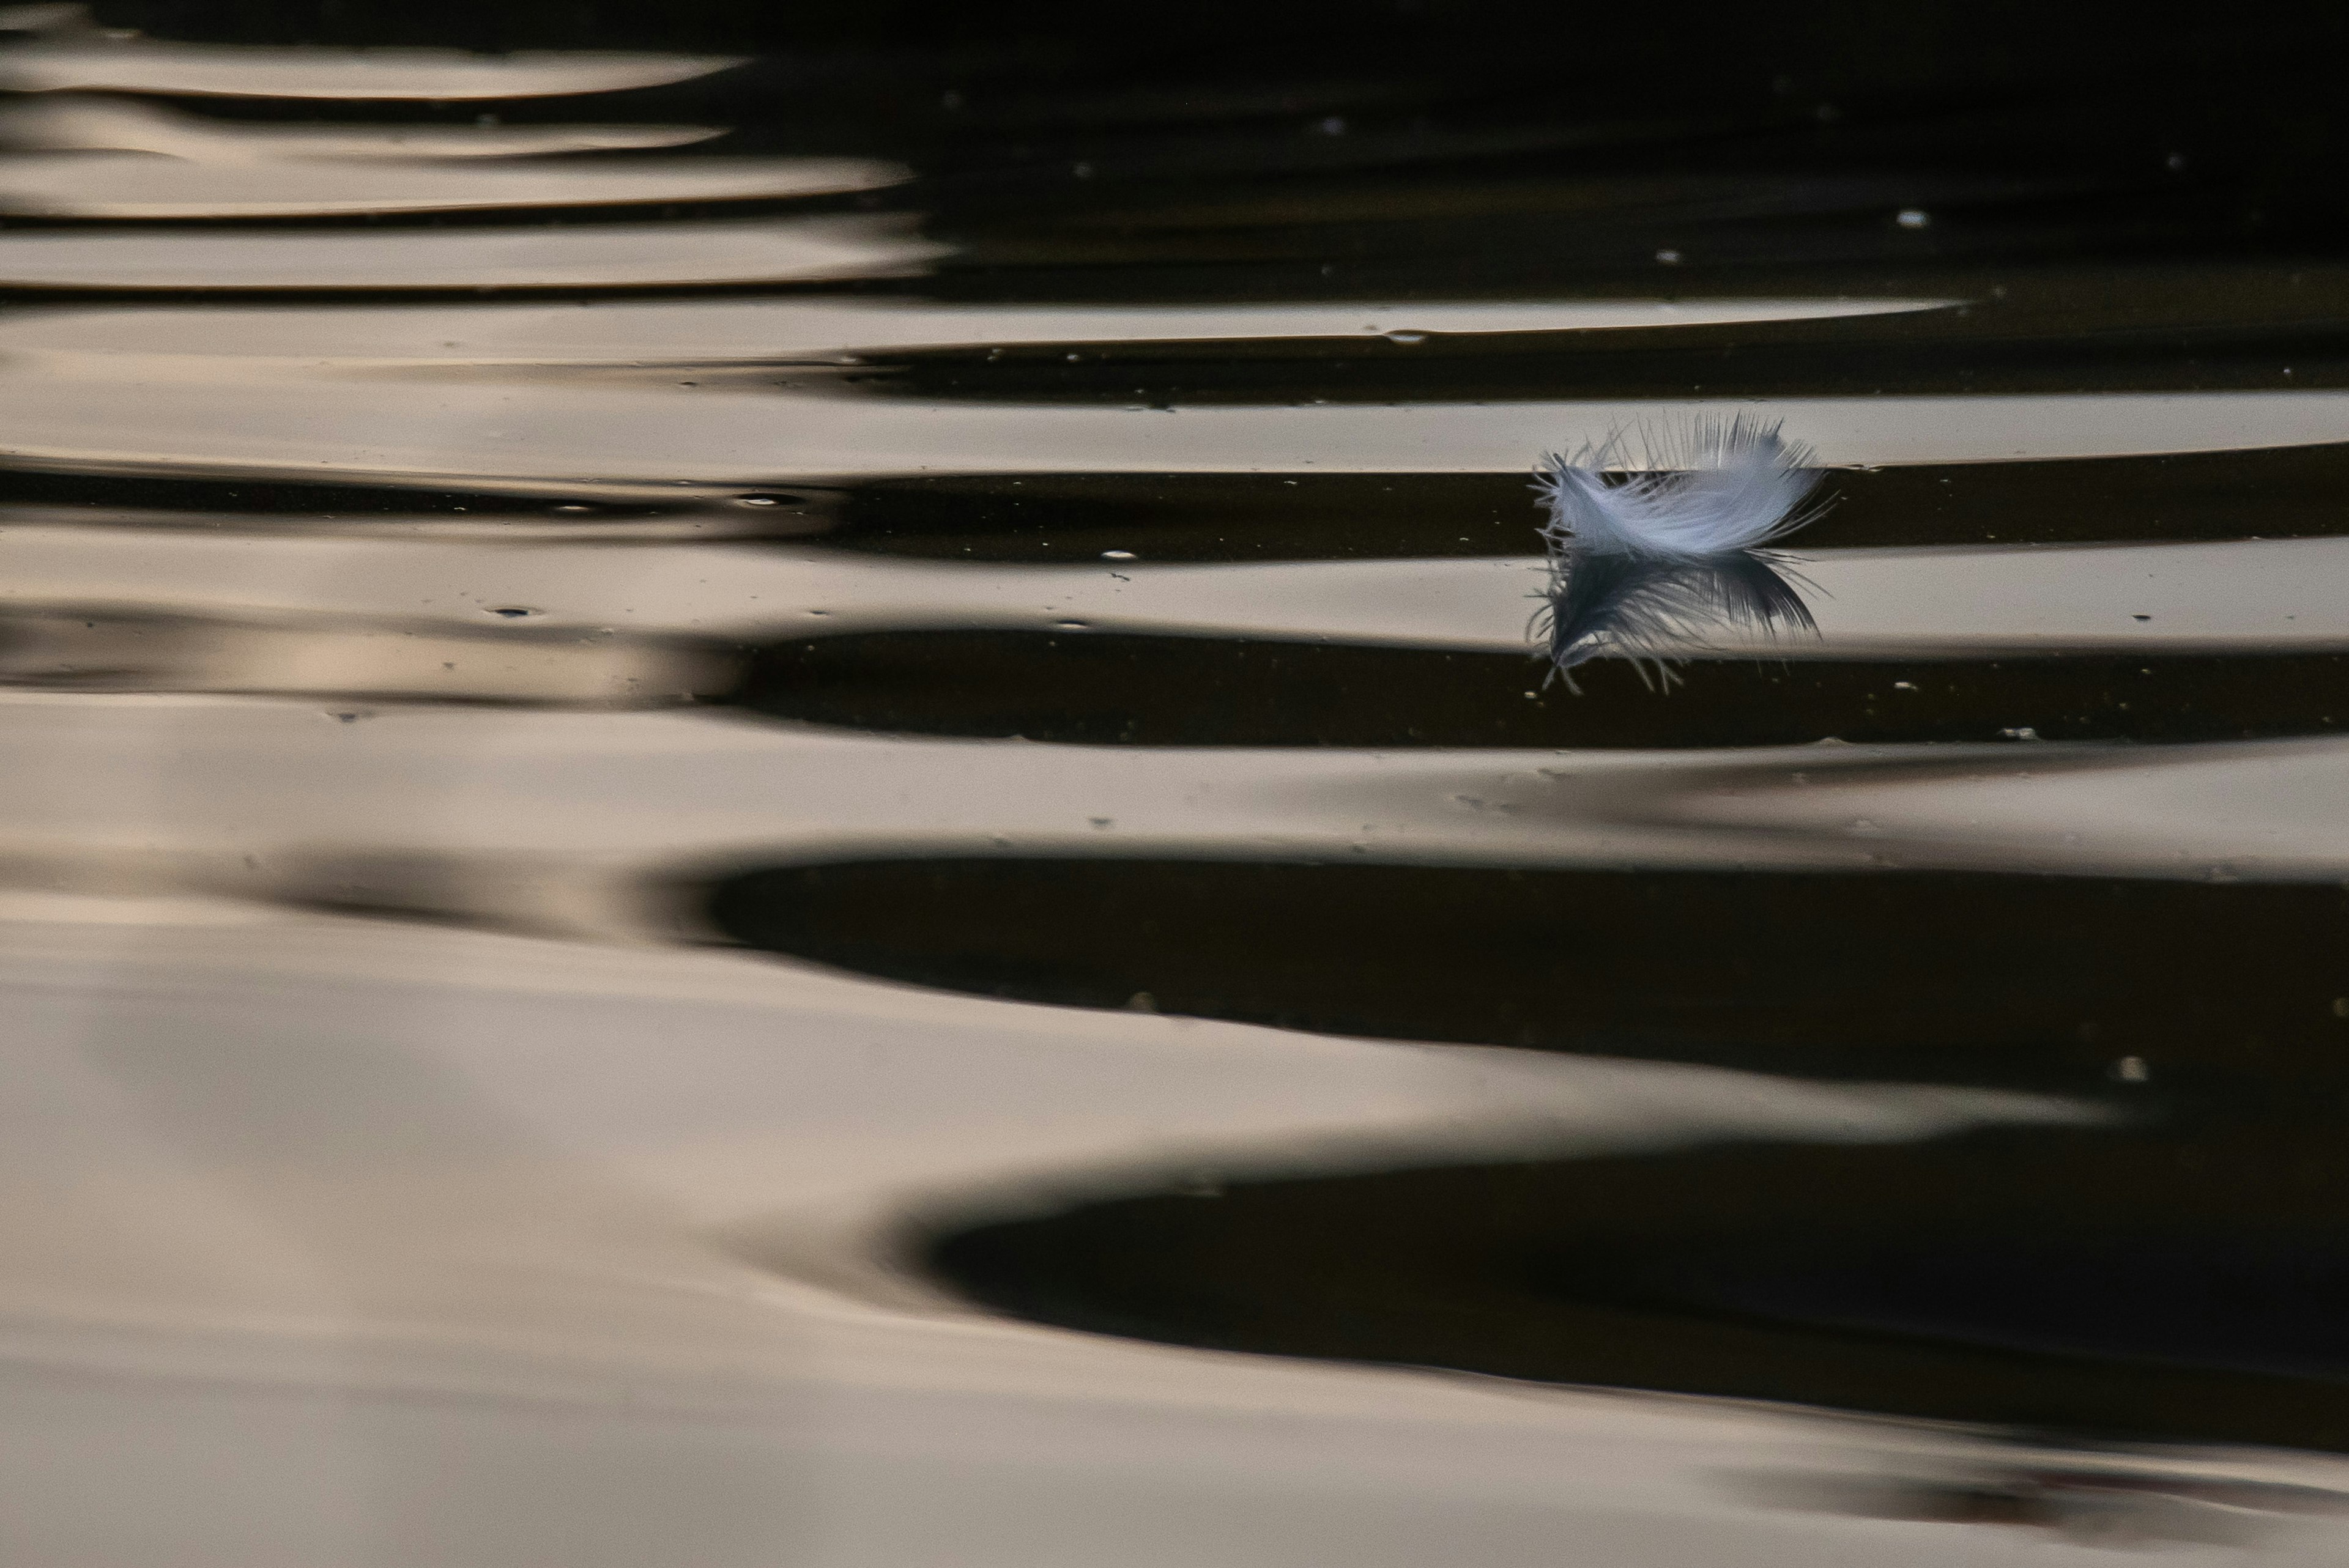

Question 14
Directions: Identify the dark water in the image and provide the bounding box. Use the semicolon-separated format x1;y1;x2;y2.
13;2;2349;1564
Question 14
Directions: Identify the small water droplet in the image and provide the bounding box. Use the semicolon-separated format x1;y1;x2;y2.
2111;1056;2150;1082
1654;248;1682;264
1055;619;1089;629
1089;816;1115;829
1382;330;1427;344
1999;726;2040;741
1896;208;1931;228
488;606;536;619
1100;549;1137;560
1316;116;1347;135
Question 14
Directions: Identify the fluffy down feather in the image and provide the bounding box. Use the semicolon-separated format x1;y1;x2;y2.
1534;415;1827;557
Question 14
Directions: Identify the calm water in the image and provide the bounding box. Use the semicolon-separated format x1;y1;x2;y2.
10;4;2349;1564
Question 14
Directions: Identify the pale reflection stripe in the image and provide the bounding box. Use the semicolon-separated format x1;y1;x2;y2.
0;151;905;218
0;41;745;100
4;528;2349;656
0;219;946;290
0;295;1958;358
0;95;721;160
0;695;2340;887
0;375;2340;487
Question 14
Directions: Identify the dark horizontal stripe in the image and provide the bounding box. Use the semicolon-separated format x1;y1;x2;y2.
847;312;2349;403
808;443;2349;560
707;859;2349;1085
736;632;2349;747
926;1120;2349;1451
0;464;702;519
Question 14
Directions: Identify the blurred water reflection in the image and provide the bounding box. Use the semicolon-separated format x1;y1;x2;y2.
8;2;2349;1566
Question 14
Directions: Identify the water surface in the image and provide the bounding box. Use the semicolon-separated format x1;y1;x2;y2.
10;4;2349;1564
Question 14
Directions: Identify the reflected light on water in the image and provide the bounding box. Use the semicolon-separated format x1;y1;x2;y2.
6;2;2349;1564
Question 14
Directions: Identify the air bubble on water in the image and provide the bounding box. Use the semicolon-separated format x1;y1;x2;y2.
2110;1056;2150;1082
1896;208;1931;229
1316;116;1347;135
1999;725;2040;740
1383;330;1427;344
1055;619;1089;629
1100;549;1137;560
1655;248;1682;264
488;606;536;619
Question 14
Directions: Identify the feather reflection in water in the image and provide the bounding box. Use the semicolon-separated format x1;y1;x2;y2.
1534;416;1825;687
1537;547;1817;687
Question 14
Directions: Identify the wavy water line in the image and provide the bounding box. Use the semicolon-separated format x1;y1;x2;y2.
0;149;904;218
0;216;946;290
1;371;2344;490
0;527;2342;656
0;32;744;101
0;295;1958;361
0;695;2337;895
0;93;721;160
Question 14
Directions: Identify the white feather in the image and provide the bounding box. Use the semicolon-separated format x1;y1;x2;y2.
1534;414;1827;558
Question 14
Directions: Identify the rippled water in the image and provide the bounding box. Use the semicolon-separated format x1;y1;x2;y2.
12;4;2349;1564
